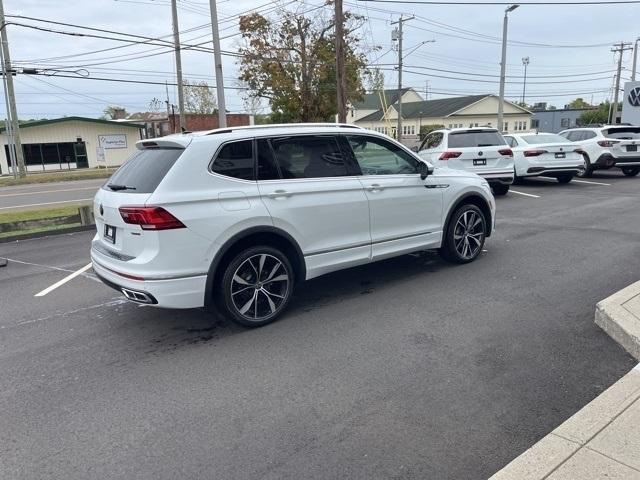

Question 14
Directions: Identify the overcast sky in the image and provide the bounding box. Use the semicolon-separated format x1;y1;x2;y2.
3;0;640;120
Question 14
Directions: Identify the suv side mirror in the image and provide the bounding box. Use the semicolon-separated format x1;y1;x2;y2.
419;161;434;180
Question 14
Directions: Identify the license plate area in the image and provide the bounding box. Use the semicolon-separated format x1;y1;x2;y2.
555;152;566;159
627;145;637;152
473;159;486;166
104;224;117;244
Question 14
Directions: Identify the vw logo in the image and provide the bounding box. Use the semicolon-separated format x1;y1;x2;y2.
478;151;483;156
629;87;640;107
560;147;564;152
99;204;104;216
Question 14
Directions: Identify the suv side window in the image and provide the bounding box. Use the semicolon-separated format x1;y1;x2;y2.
256;138;280;181
211;140;254;180
565;131;581;141
346;135;418;176
269;135;348;179
504;136;518;147
583;131;597;140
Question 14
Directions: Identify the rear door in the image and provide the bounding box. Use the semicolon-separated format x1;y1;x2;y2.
444;130;511;174
256;135;371;278
93;147;183;258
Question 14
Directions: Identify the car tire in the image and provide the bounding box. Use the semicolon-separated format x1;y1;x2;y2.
556;174;574;184
577;155;593;178
512;168;523;185
492;184;510;196
219;245;294;327
621;167;640;177
440;204;487;264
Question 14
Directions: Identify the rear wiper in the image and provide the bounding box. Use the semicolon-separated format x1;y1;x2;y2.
107;184;137;191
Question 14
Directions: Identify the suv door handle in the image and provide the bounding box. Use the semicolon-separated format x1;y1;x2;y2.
365;184;383;192
267;189;292;199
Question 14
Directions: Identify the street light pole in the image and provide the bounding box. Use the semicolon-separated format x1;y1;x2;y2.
632;37;639;82
498;4;519;133
170;0;186;132
521;56;529;105
209;0;227;128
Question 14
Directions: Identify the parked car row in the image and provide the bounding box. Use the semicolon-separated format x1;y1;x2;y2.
417;124;640;195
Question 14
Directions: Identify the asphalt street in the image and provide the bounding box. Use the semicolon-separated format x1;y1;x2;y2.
0;178;105;211
0;171;638;479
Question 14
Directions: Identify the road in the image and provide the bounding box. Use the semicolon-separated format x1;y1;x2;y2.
0;178;104;211
0;171;638;479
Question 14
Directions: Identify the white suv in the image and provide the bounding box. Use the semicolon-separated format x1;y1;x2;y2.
418;127;514;196
559;126;640;177
91;124;495;327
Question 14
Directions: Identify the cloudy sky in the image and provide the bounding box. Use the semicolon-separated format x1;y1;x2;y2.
3;0;639;120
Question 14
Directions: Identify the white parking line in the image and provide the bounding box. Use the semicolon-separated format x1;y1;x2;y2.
34;263;93;297
0;198;93;210
509;189;540;198
0;186;98;198
572;179;611;186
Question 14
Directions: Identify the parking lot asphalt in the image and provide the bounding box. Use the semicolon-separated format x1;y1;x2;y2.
1;171;638;479
0;178;105;211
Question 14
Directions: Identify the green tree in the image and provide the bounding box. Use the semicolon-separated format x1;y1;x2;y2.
366;68;385;93
184;80;218;114
238;7;367;123
579;102;611;125
568;97;591;109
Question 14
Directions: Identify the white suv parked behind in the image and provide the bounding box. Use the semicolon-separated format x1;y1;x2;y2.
559;126;640;177
91;124;495;327
417;127;514;196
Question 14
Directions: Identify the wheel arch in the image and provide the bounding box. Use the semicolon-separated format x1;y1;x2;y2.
444;192;493;238
204;227;306;311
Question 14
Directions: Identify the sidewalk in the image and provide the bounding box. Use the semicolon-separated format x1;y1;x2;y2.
490;282;640;479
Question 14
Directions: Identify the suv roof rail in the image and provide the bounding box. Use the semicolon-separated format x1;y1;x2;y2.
202;123;364;135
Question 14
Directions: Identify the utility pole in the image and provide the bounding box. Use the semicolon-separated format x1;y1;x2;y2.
521;56;529;105
611;42;632;124
0;37;16;177
335;0;347;123
391;15;413;144
498;4;519;133
0;0;25;177
170;0;186;132
632;37;639;82
209;0;227;128
425;80;430;100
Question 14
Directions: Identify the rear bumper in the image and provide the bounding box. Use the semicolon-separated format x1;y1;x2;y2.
91;255;207;309
595;154;640;168
525;165;582;176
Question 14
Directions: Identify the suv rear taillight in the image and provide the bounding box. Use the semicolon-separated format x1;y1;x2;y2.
498;148;513;157
597;140;619;147
523;149;548;157
439;151;462;160
119;206;186;230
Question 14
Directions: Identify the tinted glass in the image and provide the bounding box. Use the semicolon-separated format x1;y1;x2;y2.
212;140;254;180
419;132;443;151
583;131;597;140
256;138;280;180
520;134;570;145
270;136;348;179
504;136;517;147
104;148;183;193
603;127;640;139
448;130;506;148
347;135;418;175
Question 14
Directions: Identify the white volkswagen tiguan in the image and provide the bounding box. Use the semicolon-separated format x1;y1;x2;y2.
417;127;514;196
91;124;495;327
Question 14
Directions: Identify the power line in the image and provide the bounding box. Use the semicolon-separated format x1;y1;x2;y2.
357;0;640;5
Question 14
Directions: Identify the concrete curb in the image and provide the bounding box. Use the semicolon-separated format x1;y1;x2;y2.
489;364;640;479
489;282;640;479
0;225;95;244
595;281;640;361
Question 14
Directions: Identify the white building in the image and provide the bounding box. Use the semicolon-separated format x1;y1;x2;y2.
1;117;143;175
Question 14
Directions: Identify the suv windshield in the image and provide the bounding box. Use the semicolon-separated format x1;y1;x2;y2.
103;148;183;193
603;127;640;139
448;130;506;148
521;134;570;145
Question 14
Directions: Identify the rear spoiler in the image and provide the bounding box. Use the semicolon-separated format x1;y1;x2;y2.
135;138;191;150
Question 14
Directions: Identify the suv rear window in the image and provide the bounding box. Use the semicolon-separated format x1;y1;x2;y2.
104;148;183;193
521;134;570;145
448;130;506;148
603;127;640;139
